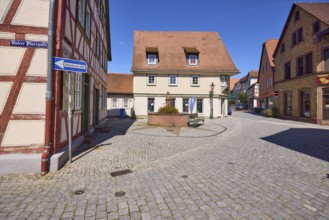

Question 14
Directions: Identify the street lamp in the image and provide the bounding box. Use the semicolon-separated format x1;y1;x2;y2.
209;82;215;119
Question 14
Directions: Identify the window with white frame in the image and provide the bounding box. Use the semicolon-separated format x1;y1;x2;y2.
147;75;156;85
112;98;118;108
188;54;198;66
191;75;200;86
147;53;158;65
85;4;91;39
168;75;177;86
221;76;228;87
77;0;86;27
123;99;129;108
62;72;82;111
74;73;82;110
183;98;189;113
197;99;203;113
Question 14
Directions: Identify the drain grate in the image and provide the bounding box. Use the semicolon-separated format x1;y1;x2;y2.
115;191;126;197
74;189;84;195
110;169;132;177
181;175;188;178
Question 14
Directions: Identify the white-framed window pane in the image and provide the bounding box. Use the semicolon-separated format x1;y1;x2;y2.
147;75;156;85
169;75;177;85
147;54;157;65
148;98;155;112
74;73;82;110
170;98;175;107
191;75;199;86
197;99;203;113
78;0;85;27
85;5;91;38
112;98;118;108
183;98;189;112
188;54;198;65
123;99;129;108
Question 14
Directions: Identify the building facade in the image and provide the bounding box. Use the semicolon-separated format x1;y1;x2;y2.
257;39;278;109
132;31;239;118
107;73;134;118
273;3;329;124
0;0;111;173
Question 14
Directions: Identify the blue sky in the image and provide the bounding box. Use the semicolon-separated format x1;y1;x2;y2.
108;0;326;79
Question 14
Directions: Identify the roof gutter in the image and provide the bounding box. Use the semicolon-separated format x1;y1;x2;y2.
41;0;55;176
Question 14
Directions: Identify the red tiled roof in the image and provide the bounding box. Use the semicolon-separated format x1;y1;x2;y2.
249;70;259;78
296;3;329;25
132;31;239;75
230;78;240;91
264;39;278;67
107;73;133;94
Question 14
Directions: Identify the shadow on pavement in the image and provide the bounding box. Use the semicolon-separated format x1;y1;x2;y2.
73;119;136;160
261;128;329;162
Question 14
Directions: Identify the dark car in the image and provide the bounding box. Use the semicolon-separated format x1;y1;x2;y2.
228;107;232;115
235;103;244;110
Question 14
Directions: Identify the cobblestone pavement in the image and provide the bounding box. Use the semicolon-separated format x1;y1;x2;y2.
1;112;329;220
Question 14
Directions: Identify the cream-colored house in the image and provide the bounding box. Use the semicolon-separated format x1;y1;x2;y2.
132;31;239;118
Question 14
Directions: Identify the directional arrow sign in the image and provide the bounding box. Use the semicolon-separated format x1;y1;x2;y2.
53;57;87;73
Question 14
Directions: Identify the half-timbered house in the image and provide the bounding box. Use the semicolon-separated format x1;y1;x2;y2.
0;0;111;174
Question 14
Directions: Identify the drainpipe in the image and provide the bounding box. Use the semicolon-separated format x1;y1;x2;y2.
41;0;55;176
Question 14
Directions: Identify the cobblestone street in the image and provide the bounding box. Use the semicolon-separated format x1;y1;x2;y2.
1;112;329;220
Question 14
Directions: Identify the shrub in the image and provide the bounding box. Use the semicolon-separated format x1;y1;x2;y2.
264;107;278;118
158;106;179;114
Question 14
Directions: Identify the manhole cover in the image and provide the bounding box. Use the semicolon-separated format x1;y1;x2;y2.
181;175;188;178
74;189;84;195
115;191;126;197
110;169;132;177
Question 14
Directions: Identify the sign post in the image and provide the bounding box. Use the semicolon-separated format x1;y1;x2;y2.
53;57;87;164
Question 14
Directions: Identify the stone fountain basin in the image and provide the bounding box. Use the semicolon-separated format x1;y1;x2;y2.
147;113;189;127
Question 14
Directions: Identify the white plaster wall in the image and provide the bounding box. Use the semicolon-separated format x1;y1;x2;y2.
134;74;223;96
0;82;12;114
13;83;46;114
0;0;12;23
0;32;15;39
0;47;26;75
60;117;67;143
134;96;147;116
107;97;134;117
25;34;48;42
73;114;81;135
26;49;47;76
2;120;45;146
176;98;183;112
12;0;49;27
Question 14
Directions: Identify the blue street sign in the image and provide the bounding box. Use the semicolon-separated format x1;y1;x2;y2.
190;96;196;113
53;57;87;73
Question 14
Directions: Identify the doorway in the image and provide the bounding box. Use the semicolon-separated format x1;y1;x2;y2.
323;89;329;120
82;74;90;133
94;86;99;125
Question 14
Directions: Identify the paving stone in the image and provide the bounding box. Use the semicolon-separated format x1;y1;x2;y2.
0;113;329;219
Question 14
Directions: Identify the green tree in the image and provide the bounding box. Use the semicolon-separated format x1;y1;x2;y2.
238;93;248;109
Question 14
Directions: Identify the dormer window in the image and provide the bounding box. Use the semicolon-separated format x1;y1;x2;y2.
147;53;158;65
188;54;198;66
146;47;159;65
184;48;199;66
